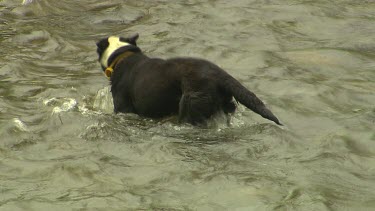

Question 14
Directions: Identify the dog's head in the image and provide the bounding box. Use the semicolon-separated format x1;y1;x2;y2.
96;33;140;71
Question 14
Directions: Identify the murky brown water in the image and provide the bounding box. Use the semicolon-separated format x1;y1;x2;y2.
1;0;375;210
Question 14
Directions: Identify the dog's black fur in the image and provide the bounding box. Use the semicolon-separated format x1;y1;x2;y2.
96;34;281;126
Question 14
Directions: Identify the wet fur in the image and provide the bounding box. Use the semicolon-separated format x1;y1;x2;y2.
96;34;281;126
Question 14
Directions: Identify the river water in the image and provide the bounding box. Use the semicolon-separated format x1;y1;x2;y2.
0;0;374;210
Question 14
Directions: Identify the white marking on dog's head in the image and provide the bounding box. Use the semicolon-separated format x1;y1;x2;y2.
100;36;130;68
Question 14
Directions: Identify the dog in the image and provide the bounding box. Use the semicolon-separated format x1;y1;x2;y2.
96;33;282;126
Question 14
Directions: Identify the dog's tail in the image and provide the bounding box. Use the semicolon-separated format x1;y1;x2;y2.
222;74;282;125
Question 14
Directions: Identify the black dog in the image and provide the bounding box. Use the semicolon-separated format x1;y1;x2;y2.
96;33;281;125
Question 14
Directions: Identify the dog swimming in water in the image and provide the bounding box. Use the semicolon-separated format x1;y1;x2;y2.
96;33;282;126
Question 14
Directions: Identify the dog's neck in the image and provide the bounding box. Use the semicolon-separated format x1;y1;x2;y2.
104;45;141;78
105;51;135;78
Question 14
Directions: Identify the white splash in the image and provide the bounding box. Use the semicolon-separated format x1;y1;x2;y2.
93;86;114;113
43;97;57;106
13;118;29;132
52;98;78;115
22;0;34;5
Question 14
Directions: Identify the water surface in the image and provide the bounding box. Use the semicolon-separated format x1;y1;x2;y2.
1;0;375;210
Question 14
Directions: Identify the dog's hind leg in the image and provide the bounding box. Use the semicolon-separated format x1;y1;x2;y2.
178;92;218;125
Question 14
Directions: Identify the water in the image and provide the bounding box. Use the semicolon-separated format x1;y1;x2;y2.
1;0;374;210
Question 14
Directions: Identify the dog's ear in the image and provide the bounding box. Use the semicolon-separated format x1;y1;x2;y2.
96;38;109;58
96;38;109;51
128;33;139;46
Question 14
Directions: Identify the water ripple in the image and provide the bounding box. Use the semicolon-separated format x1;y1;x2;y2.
0;0;375;210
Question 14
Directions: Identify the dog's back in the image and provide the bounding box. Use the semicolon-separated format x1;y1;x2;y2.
112;56;281;125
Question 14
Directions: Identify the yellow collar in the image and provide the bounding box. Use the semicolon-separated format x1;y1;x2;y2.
105;51;134;78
